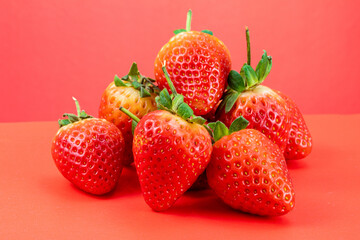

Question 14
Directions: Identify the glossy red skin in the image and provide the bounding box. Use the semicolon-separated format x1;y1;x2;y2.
51;118;124;195
99;83;157;166
154;31;231;116
207;129;295;216
216;85;290;152
276;90;313;160
133;110;213;211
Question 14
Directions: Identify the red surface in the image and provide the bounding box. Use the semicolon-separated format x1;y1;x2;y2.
1;115;359;239
1;1;360;122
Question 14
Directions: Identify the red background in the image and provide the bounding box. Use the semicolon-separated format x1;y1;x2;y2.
1;0;360;122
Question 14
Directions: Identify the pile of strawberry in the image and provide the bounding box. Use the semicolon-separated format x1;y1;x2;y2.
51;10;312;217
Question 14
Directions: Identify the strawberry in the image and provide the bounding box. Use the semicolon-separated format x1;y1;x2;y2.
120;65;212;211
99;63;158;166
206;117;295;216
52;98;124;195
154;10;231;116
189;171;209;191
216;28;290;152
275;90;312;160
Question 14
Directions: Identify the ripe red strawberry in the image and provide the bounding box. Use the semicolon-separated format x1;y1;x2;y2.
275;90;313;160
52;98;125;195
121;65;212;211
216;28;290;152
206;117;295;216
189;171;209;191
99;63;158;166
154;10;231;116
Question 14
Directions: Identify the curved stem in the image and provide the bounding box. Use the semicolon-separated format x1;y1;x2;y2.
72;97;81;117
162;61;177;95
245;26;251;66
186;9;192;31
119;107;140;123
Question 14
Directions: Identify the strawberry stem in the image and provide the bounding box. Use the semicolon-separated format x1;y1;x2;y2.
246;26;251;66
186;9;192;31
162;62;178;95
72;97;81;117
119;107;140;123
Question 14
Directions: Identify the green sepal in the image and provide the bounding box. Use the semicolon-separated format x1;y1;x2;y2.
63;113;79;123
228;70;246;92
255;50;272;83
207;122;217;131
229;116;249;134
114;62;158;98
58;119;71;127
177;102;193;119
79;110;92;119
131;120;137;135
174;29;187;35
131;80;141;89
242;65;258;87
213;121;229;142
240;64;246;82
157;89;172;109
58;98;93;128
172;94;184;111
189;116;207;125
126;62;140;82
201;30;213;35
140;87;151;98
114;75;128;87
225;91;240;113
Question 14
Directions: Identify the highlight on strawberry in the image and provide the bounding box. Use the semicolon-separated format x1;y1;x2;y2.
52;97;125;195
99;63;159;166
206;117;295;216
120;63;212;211
154;10;231;116
216;27;291;152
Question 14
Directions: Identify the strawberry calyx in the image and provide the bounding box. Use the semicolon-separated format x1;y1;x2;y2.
174;10;213;36
114;62;160;98
208;117;249;142
58;97;93;128
219;27;272;113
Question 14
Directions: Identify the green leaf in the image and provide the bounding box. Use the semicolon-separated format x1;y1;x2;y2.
114;75;127;87
174;29;186;35
131;120;137;135
58;119;71;127
172;94;184;111
140;87;151;98
63;113;79;123
213;121;229;142
229;116;249;134
207;122;217;131
177;102;193;119
242;65;258;87
128;62;140;81
217;91;231;112
121;75;129;81
79;110;92;119
201;30;213;35
131;80;141;89
190;116;207;125
228;70;245;92
240;64;246;82
225;92;240;113
158;89;172;109
255;50;272;83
